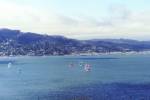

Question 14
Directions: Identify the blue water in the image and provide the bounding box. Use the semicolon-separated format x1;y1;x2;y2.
0;54;150;100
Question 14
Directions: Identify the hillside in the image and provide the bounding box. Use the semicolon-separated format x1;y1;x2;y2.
0;28;150;56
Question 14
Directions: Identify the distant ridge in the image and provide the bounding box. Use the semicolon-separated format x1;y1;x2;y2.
0;28;150;56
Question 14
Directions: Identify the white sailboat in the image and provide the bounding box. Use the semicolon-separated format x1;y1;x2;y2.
7;62;12;68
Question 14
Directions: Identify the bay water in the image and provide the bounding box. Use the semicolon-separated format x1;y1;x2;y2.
0;54;150;100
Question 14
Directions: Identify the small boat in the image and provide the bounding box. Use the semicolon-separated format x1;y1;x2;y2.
84;64;91;72
8;62;12;68
79;62;84;67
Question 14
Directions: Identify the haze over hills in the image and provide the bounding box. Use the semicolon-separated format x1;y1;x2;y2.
0;28;150;56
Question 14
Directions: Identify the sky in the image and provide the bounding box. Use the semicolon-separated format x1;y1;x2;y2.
0;0;150;40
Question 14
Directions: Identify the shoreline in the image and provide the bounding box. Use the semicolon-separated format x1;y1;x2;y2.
0;51;150;57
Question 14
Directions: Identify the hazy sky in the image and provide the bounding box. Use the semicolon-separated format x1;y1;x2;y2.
0;0;150;40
